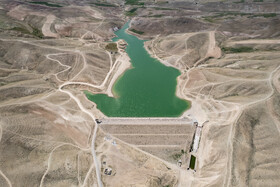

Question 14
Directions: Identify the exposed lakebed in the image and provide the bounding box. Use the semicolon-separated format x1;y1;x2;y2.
85;22;190;117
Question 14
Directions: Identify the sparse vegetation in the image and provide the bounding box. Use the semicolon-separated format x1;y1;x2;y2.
254;0;263;2
234;0;245;3
147;14;163;18
203;17;215;23
29;1;63;7
172;149;186;160
10;26;43;38
125;8;138;16
154;7;174;10
155;1;168;5
10;27;30;34
129;28;144;35
215;12;251;17
172;153;182;160
211;12;277;19
105;43;118;52
260;13;277;18
222;46;254;53
91;2;116;7
125;0;144;5
31;26;44;38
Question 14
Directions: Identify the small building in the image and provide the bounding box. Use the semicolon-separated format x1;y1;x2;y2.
112;140;117;146
192;125;202;153
104;167;112;175
95;119;102;124
177;159;182;167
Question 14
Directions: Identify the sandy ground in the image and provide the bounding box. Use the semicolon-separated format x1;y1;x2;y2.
229;39;280;44
105;52;131;97
42;15;58;38
145;31;280;186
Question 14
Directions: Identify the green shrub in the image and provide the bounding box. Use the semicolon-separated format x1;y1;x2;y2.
91;3;116;7
125;8;138;16
32;27;44;38
222;47;254;53
105;43;118;52
125;0;144;5
29;1;62;7
10;27;30;34
129;28;144;35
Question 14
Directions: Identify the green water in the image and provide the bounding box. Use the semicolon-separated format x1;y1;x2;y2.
85;22;190;117
189;155;196;170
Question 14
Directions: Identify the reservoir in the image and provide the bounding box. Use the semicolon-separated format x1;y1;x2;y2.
85;22;190;117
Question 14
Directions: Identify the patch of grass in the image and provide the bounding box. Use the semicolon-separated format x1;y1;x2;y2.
222;46;254;53
32;26;44;38
129;8;138;13
125;8;138;16
213;11;277;19
215;12;251;17
249;13;277;18
234;0;245;3
91;2;116;7
254;0;263;2
227;93;239;97
154;7;174;10
203;17;215;23
105;43;118;52
0;82;6;86
156;1;169;4
29;1;63;7
172;149;186;160
261;13;277;18
172;153;182;160
189;155;196;170
125;12;136;16
147;14;163;18
10;27;30;34
129;28;144;35
10;26;43;38
125;0;144;5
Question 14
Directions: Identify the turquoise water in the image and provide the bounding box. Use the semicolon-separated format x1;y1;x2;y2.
85;22;190;117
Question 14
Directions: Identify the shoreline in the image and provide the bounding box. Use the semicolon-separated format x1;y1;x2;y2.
89;21;192;118
126;25;193;114
105;51;131;97
143;40;192;118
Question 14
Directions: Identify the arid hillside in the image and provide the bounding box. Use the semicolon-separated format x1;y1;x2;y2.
146;27;280;186
0;0;280;187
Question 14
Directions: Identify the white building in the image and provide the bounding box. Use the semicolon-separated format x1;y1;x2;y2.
192;123;203;153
